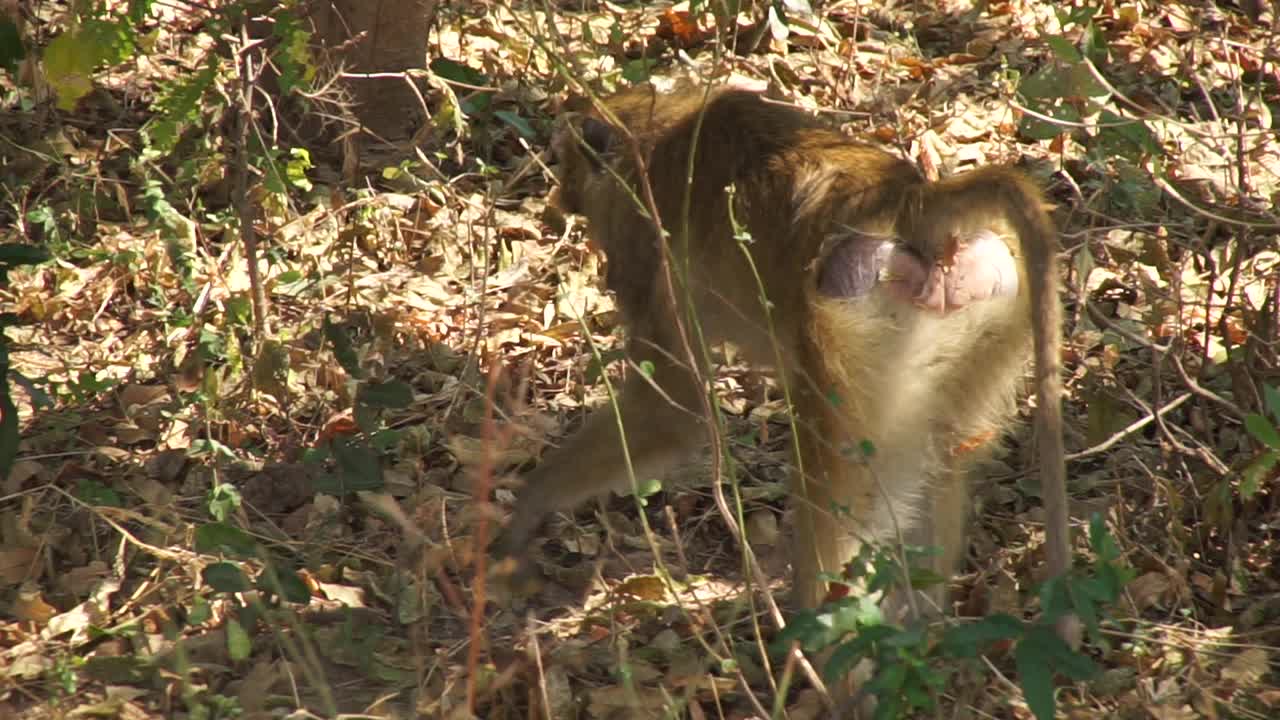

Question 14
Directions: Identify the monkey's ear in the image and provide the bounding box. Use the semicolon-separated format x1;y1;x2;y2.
560;94;593;114
555;114;615;172
580;116;615;159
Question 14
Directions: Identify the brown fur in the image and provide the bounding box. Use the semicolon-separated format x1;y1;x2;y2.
499;84;1069;618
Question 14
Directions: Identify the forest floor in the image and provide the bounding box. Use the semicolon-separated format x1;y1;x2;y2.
2;1;1279;719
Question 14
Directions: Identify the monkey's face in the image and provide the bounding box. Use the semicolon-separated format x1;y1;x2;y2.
548;113;618;216
547;119;585;215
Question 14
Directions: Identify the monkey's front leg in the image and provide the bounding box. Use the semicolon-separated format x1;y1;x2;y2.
493;329;707;583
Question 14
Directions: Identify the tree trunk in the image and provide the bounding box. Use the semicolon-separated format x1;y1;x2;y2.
309;0;439;142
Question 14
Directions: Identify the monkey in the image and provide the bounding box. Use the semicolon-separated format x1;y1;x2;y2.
495;83;1071;630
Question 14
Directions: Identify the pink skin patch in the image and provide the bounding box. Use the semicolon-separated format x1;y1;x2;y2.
901;230;1019;313
818;230;1018;314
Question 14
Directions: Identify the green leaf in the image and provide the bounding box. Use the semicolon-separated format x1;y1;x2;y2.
1045;36;1082;63
622;58;656;84
1015;634;1057;720
872;693;903;720
430;57;491;113
1264;385;1280;422
906;565;946;592
883;625;926;649
1056;5;1099;27
774;610;823;648
83;655;153;684
0;243;51;270
203;562;252;592
128;0;157;24
207;482;242;522
1040;574;1074;619
43;33;94;110
195;522;259;558
144;63;216;154
77;479;123;507
1088;513;1117;559
1051;639;1100;681
866;655;906;693
44;18;135;110
271;12;314;94
1241;451;1276;500
1244;412;1280;449
1064;61;1110;98
826;594;882;633
331;438;385;492
80;18;134;66
430;57;487;87
354;396;380;434
0;17;25;72
226;617;252;661
1068;575;1101;634
188;595;212;624
824;639;869;680
1082;22;1109;64
834;624;896;663
941;614;1025;657
630;476;663;499
0;386;15;480
258;568;311;604
285;147;314;191
371;427;404;451
1098;110;1158;158
494;110;535;139
903;679;935;711
189;438;236;459
1017;66;1066;101
358;379;413;409
1019;101;1081;141
776;596;880;656
302;444;331;464
323;315;364;378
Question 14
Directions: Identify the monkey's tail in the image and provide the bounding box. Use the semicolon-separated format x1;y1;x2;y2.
909;166;1071;581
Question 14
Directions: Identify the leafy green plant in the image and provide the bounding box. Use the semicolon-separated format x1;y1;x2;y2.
1013;2;1167;213
48;652;81;696
778;516;1132;720
297;316;415;495
1017;6;1108;142
1241;385;1280;500
196;522;311;606
43;2;147;110
24;205;69;248
141;63;218;156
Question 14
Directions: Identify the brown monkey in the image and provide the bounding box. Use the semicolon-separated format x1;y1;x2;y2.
497;84;1070;620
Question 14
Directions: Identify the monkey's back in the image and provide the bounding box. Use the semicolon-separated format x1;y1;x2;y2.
587;86;1033;459
587;86;927;362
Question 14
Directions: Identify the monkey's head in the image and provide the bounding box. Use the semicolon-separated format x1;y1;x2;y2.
548;110;618;216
